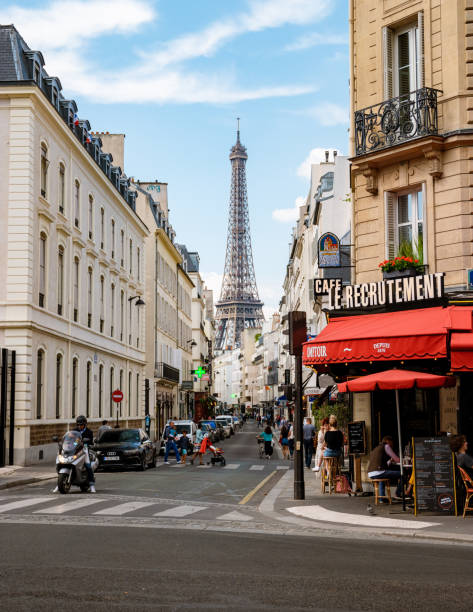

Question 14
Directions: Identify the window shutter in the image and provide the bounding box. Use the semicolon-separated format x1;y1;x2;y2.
417;11;425;88
383;26;394;99
385;192;396;259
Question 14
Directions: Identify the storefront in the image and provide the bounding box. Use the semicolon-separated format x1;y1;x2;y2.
303;274;473;460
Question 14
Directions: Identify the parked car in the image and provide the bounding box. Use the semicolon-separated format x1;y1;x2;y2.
216;415;234;436
159;420;196;456
214;421;226;441
95;428;156;471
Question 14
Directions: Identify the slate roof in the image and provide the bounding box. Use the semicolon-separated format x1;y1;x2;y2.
0;25;32;81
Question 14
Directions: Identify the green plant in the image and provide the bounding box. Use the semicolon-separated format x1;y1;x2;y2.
254;333;261;342
379;234;424;273
312;400;351;430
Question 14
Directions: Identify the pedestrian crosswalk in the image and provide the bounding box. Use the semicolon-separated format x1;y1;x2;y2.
0;495;257;523
158;462;290;471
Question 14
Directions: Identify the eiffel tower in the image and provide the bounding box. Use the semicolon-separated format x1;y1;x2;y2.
215;120;264;350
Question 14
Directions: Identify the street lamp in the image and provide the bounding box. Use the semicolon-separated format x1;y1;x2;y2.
128;295;145;306
187;340;197;347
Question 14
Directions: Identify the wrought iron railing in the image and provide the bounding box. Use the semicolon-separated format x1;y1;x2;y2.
354;88;440;156
154;362;180;383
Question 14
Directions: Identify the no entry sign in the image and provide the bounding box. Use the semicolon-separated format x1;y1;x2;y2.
112;389;123;403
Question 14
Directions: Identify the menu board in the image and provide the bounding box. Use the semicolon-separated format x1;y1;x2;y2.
413;436;456;515
348;421;366;455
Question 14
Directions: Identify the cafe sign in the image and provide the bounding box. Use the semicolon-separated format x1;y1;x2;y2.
318;232;340;268
326;272;445;310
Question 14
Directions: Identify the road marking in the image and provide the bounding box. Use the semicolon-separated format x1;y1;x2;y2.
239;470;278;505
153;505;206;518
249;465;264;471
170;464;187;468
276;465;290;470
285;505;439;529
196;464;211;469
217;510;253;522
223;464;240;470
34;498;105;514
0;497;52;512
94;501;155;515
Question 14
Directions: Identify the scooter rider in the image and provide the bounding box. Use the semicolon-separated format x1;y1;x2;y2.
75;415;96;493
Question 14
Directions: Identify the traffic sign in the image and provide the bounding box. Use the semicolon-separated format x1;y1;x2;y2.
112;389;123;403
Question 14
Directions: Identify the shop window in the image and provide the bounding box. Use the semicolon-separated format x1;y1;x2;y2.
385;188;424;261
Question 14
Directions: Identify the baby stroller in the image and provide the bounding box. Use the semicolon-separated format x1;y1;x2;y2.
207;444;226;466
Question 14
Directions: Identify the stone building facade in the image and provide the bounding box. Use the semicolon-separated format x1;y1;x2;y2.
0;26;147;464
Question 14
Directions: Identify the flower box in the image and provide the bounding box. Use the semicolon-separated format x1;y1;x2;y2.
382;268;419;280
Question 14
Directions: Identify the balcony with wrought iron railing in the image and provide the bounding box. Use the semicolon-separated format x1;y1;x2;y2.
354;87;440;157
154;361;180;384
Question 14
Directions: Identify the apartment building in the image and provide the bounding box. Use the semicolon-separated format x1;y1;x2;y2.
0;26;147;464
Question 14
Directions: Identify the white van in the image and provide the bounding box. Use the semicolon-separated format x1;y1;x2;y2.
159;420;196;455
216;415;234;436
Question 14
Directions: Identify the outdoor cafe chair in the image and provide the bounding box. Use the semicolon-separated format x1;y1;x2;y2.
458;467;473;518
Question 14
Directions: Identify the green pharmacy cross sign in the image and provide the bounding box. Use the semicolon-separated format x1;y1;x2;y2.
194;367;206;379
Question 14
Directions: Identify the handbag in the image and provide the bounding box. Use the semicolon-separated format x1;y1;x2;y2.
335;474;352;495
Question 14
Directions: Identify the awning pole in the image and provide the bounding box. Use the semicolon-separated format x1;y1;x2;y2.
395;389;406;511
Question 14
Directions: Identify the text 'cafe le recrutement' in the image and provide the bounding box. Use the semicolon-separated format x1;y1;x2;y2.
303;272;473;454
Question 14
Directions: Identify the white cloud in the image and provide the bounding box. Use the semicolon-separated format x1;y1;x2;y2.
285;31;347;52
305;102;349;126
202;271;223;298
1;0;332;105
296;147;341;179
272;196;306;223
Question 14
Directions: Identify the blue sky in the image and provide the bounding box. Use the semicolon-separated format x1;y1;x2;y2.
2;0;350;316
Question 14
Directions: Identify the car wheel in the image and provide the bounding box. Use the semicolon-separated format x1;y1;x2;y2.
139;454;147;471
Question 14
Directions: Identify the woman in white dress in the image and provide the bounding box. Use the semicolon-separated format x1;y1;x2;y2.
313;417;330;472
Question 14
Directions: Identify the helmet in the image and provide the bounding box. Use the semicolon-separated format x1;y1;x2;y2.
76;415;87;426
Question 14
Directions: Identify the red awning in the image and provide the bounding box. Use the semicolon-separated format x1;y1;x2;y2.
303;306;473;367
337;369;456;393
451;332;473;371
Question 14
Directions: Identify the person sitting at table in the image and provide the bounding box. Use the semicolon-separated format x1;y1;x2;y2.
450;435;473;479
367;435;403;500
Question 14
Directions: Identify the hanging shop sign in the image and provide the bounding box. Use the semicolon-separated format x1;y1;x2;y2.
327;272;445;311
318;232;340;268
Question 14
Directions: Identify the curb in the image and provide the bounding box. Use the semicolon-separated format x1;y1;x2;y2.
0;474;56;491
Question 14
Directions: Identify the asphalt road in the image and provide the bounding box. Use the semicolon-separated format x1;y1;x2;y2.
2;421;473;610
2;523;473;611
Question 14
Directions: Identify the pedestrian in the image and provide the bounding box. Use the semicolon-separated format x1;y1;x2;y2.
178;430;191;465
303;417;316;469
97;419;112;440
163;421;181;464
190;422;205;465
257;415;262;428
313;417;329;472
259;425;274;459
279;423;290;460
287;421;294;458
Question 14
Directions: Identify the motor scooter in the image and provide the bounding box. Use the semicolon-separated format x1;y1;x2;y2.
53;431;98;494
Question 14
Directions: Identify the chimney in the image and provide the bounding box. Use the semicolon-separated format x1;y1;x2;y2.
333;150;337;159
324;150;329;162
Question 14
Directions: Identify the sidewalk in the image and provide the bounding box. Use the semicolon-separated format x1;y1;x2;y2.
263;464;473;546
0;463;56;490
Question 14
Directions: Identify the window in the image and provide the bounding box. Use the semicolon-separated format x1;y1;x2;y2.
87;267;93;328
72;358;78;419
74;180;80;227
110;283;115;337
136;373;139;416
39;233;46;307
120;290;124;341
55;354;62;419
86;361;91;418
120;230;125;267
137;247;140;281
129;239;133;274
88;195;94;239
40;144;48;198
110;367;114;417
98;364;103;418
57;246;64;315
100;275;105;333
385;188;424;261
73;257;79;322
128;371;132;416
383;14;423;99
129;296;132;344
111;219;115;259
137;307;140;348
58;164;65;214
36;349;44;419
100;208;105;249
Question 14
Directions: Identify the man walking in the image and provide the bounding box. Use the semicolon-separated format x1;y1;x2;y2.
164;421;181;464
303;417;316;469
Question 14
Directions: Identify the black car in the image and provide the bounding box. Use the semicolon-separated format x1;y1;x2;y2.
94;428;156;471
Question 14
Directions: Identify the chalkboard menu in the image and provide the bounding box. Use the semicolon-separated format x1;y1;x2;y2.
413;436;456;515
348;421;366;455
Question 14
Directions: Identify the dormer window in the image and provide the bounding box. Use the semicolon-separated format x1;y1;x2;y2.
33;62;41;84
